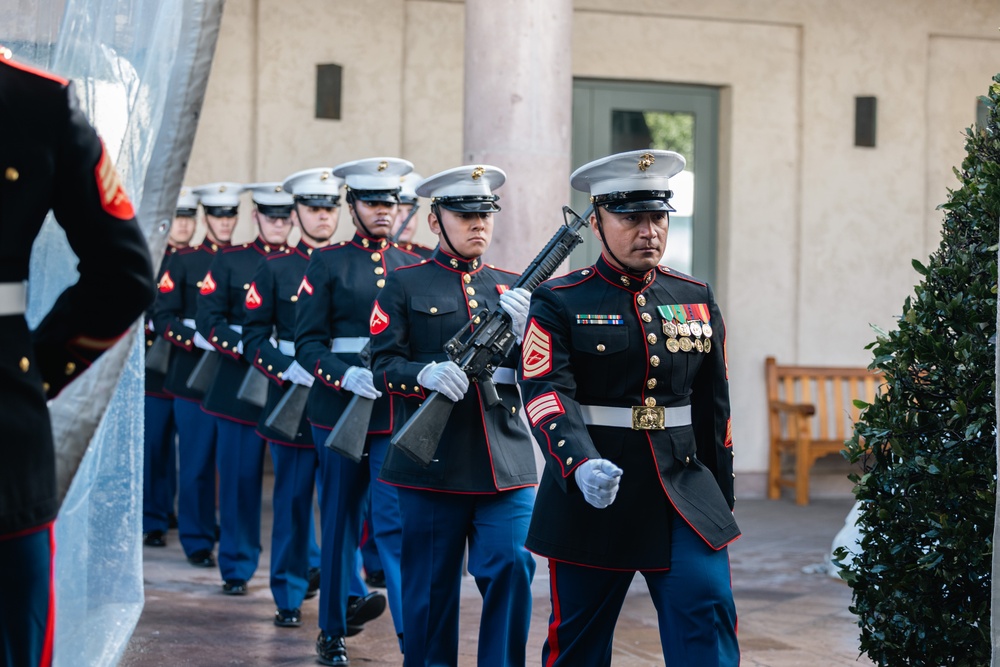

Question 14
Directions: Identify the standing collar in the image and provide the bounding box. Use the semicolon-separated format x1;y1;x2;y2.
351;232;389;250
253;235;284;254
594;255;656;293
433;246;483;273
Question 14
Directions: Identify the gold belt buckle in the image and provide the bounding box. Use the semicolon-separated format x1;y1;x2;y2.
631;405;665;430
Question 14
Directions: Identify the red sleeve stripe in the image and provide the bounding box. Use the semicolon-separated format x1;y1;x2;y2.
526;391;564;427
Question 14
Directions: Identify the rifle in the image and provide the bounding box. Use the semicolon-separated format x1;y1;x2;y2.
236;366;269;407
391;204;420;244
186;350;221;393
391;204;593;466
263;382;310;439
323;340;373;463
145;336;172;375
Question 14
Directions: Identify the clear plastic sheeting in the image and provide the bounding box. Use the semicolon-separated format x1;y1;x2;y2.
8;1;221;665
51;343;146;665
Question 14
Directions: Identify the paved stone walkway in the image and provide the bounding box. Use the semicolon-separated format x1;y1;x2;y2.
122;481;872;666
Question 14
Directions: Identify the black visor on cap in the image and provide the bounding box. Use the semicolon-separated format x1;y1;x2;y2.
350;189;400;204
295;194;339;208
175;207;198;218
435;195;501;213
398;195;418;205
593;190;675;214
204;205;239;218
256;203;293;218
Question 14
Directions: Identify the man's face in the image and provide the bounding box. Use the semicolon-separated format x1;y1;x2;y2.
430;208;493;259
592;208;669;273
254;209;293;246
392;203;417;242
295;204;339;245
169;215;196;247
351;199;397;238
205;213;237;244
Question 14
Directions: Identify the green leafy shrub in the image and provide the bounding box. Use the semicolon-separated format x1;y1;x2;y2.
837;74;1000;667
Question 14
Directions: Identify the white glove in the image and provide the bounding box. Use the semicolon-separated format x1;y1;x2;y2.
233;340;243;356
417;361;469;402
499;288;530;342
192;331;215;352
574;459;623;509
283;360;314;387
342;366;381;399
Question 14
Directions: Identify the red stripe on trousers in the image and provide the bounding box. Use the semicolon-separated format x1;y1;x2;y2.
39;524;55;667
545;560;562;667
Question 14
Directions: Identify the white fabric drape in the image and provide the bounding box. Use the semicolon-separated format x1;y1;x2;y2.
9;1;223;664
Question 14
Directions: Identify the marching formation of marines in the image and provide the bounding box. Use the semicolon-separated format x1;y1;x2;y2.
142;149;739;666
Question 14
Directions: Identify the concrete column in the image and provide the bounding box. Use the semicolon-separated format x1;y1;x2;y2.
463;0;573;272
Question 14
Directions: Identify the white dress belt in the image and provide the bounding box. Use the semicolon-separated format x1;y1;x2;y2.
492;367;517;385
0;282;27;316
184;319;241;335
580;404;692;429
277;339;295;356
330;337;369;353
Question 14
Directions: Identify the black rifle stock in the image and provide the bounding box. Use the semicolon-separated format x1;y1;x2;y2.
186;350;221;393
145;336;172;375
236;366;269;407
391;205;593;467
324;395;374;462
323;340;374;461
264;383;310;440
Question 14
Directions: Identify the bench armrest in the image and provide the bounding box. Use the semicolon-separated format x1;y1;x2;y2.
769;400;816;417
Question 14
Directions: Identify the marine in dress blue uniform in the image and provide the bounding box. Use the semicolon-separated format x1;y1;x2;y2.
243;168;342;627
197;182;293;595
517;150;740;667
392;171;434;259
142;187;198;548
0;51;155;667
296;157;420;665
371;165;537;667
151;184;238;569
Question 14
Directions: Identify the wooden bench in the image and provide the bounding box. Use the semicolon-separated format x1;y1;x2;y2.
765;356;884;505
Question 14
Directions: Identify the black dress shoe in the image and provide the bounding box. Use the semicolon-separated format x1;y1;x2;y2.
143;530;167;547
316;632;349;666
222;579;247;595
274;607;302;627
364;569;386;588
186;549;215;568
345;591;386;635
304;567;321;600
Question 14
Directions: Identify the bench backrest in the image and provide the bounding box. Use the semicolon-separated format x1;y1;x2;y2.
765;356;884;443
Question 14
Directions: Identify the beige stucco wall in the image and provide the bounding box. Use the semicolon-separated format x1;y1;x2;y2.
185;0;1000;495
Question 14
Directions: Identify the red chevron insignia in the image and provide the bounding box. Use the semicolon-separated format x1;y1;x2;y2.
297;276;314;297
245;282;262;309
199;271;217;295
370;302;389;335
522;318;552;378
157;270;175;293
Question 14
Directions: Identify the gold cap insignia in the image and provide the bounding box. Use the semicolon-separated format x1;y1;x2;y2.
274;185;282;192
638;152;655;172
320;171;330;180
377;161;389;172
471;166;485;180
